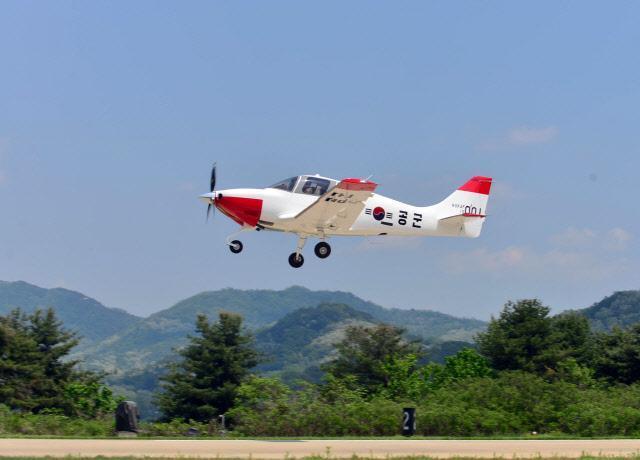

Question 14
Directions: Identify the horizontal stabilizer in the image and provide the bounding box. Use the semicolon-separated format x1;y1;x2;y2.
439;212;486;222
437;212;487;238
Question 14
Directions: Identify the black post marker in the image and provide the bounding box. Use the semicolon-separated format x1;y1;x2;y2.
402;407;416;436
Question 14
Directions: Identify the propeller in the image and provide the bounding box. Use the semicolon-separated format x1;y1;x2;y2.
206;163;217;221
210;162;217;192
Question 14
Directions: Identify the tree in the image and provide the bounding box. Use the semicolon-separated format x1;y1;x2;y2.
0;308;114;415
476;299;591;375
28;308;81;412
63;380;120;418
0;311;43;411
157;312;260;422
593;323;640;384
324;323;423;395
422;348;493;393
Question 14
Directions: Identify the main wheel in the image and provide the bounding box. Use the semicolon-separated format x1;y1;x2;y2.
229;240;243;254
314;242;331;259
288;252;304;268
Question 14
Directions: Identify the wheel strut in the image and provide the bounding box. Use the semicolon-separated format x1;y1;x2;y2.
288;235;307;268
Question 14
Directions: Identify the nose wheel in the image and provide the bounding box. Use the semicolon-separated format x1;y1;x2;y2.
314;242;331;259
229;240;243;254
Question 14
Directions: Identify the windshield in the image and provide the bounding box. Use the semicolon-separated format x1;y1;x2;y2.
268;176;299;192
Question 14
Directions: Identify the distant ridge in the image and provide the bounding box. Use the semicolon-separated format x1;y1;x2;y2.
579;290;640;331
0;280;141;345
255;302;379;381
78;285;486;373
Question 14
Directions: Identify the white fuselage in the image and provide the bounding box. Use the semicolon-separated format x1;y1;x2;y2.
200;172;491;267
213;186;482;238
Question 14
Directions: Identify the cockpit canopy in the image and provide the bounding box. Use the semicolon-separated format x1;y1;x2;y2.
268;175;338;196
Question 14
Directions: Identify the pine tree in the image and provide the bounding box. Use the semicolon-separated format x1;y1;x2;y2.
0;310;44;411
28;308;80;411
0;308;112;415
157;312;260;422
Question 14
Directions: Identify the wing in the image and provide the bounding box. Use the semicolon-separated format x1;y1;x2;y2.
288;178;377;233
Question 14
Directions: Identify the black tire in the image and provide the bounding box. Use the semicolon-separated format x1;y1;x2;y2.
229;240;243;254
288;252;304;268
314;242;331;259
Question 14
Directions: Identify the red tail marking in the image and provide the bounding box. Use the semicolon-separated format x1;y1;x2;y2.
458;176;492;195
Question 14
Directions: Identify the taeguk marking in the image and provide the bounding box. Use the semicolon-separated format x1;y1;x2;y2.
373;206;386;221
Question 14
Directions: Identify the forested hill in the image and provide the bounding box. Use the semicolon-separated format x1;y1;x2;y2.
79;286;486;373
255;303;378;380
579;290;640;331
0;280;141;345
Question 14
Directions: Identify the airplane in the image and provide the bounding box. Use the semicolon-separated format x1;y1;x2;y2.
199;165;492;268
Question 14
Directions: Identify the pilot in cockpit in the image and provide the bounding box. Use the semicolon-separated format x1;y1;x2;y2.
302;178;329;196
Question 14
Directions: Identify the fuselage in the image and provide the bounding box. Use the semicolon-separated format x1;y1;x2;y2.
207;174;458;238
200;171;491;267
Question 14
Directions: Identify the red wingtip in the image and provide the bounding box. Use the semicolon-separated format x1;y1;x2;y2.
339;178;378;192
458;176;492;195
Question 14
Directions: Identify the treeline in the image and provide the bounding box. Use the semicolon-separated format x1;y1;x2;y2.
156;299;640;436
4;300;640;436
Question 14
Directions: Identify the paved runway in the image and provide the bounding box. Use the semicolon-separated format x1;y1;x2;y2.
1;438;640;458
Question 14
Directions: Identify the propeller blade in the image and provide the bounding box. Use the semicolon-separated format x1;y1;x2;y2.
210;163;217;192
207;203;213;221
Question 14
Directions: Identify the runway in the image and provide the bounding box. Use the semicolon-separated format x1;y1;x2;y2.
1;438;640;458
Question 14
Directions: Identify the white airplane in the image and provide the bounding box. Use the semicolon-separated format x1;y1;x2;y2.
200;165;492;268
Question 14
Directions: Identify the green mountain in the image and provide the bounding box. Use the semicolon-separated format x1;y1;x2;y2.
79;286;486;374
0;280;141;345
579;290;640;331
255;303;378;380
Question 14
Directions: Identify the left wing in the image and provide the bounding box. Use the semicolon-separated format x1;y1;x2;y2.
286;178;377;233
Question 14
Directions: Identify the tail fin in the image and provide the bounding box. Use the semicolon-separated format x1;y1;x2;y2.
435;176;492;238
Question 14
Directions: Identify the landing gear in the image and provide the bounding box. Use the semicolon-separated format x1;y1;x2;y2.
314;242;331;259
229;240;243;254
288;252;304;268
288;235;307;268
226;227;252;254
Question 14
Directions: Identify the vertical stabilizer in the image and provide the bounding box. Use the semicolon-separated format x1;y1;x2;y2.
435;176;492;237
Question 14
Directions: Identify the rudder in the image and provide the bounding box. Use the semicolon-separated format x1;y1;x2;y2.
435;176;492;237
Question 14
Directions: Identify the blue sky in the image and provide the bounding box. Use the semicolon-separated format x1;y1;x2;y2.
1;1;638;318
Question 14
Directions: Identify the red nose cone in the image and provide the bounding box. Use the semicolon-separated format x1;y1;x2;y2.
215;196;263;227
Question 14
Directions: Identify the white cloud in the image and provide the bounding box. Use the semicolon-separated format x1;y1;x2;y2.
507;126;558;145
551;227;633;251
478;125;558;151
444;245;627;281
551;227;597;246
444;246;526;274
444;226;634;281
605;228;632;250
